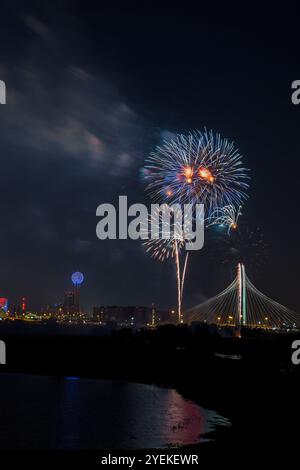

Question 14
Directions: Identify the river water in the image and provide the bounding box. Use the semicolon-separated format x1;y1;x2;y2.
0;373;230;449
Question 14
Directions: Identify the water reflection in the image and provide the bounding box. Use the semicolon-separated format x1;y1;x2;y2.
0;373;230;449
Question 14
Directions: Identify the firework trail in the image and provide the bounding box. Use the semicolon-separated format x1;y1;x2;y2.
142;205;192;323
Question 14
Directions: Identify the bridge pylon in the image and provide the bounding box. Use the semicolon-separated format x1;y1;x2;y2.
186;264;300;330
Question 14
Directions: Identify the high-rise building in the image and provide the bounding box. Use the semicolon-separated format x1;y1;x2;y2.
0;298;8;313
62;272;85;321
0;298;8;319
63;291;78;315
21;297;26;315
151;303;157;326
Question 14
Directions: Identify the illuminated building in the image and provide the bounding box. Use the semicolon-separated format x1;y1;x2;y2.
92;305;173;327
151;303;157;327
62;272;85;321
21;297;26;315
93;306;150;326
64;291;77;314
0;298;8;313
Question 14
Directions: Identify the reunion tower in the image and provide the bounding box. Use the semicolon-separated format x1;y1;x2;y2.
71;271;84;315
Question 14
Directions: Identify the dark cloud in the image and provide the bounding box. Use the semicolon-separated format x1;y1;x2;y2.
0;4;152;311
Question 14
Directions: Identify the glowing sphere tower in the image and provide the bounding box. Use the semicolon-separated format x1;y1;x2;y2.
71;271;84;317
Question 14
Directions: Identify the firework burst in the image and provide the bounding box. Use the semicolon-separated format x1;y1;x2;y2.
144;129;249;212
207;204;242;234
143;205;191;261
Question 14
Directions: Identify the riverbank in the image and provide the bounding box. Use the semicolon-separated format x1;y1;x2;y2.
0;324;299;465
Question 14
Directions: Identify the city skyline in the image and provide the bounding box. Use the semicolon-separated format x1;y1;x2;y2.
0;3;299;314
0;2;300;464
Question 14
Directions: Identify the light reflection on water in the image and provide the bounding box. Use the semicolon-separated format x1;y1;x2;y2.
0;373;230;449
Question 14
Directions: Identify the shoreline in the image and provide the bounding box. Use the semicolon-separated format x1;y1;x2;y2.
0;325;299;463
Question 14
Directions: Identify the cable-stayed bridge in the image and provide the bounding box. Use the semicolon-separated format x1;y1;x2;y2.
185;263;300;330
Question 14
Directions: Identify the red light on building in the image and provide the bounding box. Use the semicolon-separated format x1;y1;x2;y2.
0;298;8;313
21;297;26;313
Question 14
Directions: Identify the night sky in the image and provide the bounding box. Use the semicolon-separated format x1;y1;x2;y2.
0;2;299;313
